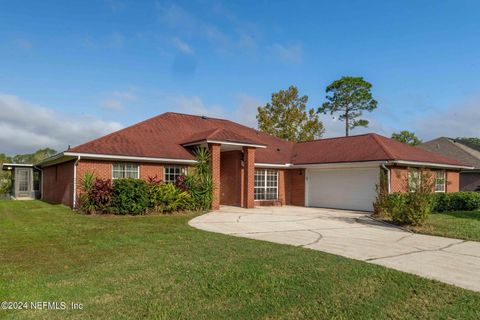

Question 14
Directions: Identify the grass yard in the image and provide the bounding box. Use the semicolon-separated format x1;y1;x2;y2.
411;210;480;242
1;201;480;320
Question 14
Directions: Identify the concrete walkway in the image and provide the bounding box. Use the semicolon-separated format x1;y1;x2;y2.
189;206;480;292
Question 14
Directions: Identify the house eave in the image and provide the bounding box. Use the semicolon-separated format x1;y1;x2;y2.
389;160;473;170
63;152;197;164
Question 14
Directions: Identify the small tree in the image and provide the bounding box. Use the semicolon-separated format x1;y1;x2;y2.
257;85;324;142
391;131;422;146
185;147;214;210
319;76;377;136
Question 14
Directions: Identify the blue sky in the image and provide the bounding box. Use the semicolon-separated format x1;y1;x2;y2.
1;0;480;154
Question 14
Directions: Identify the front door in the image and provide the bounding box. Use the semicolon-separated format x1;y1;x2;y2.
16;168;31;198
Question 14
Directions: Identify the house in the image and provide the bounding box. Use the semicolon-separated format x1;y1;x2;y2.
1;163;42;199
36;112;470;212
418;137;480;192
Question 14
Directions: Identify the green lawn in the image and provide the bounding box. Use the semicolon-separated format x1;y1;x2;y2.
411;210;480;241
1;201;480;319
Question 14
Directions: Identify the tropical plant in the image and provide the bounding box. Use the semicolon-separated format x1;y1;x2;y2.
78;172;97;214
148;182;191;213
184;147;214;210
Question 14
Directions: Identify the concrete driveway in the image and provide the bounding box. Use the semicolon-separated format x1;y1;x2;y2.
189;206;480;292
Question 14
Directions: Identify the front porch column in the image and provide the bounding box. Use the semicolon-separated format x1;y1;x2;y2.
209;143;221;210
243;146;256;208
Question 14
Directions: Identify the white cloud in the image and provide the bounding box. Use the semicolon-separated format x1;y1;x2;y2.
169;95;224;117
268;43;303;64
156;2;256;55
172;37;194;55
233;94;261;128
100;90;138;111
415;96;480;140
0;93;123;154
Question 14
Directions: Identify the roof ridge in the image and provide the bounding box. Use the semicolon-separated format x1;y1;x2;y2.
369;133;395;159
295;133;372;144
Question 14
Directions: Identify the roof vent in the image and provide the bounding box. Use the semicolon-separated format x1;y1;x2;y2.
201;115;208;120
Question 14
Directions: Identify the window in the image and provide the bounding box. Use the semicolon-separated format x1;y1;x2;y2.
164;166;186;183
254;169;278;200
112;163;139;179
408;169;421;192
435;171;446;192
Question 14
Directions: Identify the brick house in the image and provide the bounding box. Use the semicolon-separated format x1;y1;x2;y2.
418;137;480;192
37;112;471;212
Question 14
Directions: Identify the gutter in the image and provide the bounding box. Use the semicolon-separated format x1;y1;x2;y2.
381;164;391;193
72;156;81;209
390;160;473;170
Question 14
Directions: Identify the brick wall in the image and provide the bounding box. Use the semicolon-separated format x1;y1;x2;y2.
209;144;221;210
389;166;459;193
243;147;255;208
446;171;460;192
285;169;305;206
42;160;75;207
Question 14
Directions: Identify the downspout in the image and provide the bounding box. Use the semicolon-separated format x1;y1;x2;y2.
73;156;81;209
381;164;391;194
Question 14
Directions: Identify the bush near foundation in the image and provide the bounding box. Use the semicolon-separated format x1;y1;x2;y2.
431;192;480;212
111;179;150;215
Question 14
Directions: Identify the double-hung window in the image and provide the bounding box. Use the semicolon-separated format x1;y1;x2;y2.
254;169;278;200
408;169;421;192
435;171;446;192
112;163;139;179
164;166;186;183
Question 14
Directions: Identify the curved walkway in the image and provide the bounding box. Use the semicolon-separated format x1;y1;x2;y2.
189;206;480;292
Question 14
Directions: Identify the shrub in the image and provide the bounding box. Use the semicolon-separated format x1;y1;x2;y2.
78;175;113;214
149;182;191;213
431;192;480;212
111;179;149;215
373;169;433;226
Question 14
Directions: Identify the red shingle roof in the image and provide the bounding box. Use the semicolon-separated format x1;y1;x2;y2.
292;133;463;166
181;128;265;146
69;112;464;167
70;112;293;163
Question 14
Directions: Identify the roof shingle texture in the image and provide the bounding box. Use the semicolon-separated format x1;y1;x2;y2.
70;112;463;166
419;137;480;169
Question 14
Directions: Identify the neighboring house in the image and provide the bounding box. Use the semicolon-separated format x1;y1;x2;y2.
36;112;470;212
418;137;480;192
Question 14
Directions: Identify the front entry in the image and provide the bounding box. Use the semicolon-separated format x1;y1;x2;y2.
220;151;243;206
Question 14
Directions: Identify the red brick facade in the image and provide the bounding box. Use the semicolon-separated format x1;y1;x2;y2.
285;169;306;206
209;144;221;210
42;160;75;207
243;147;256;209
389;166;459;193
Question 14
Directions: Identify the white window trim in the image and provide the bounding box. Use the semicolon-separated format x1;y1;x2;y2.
112;163;140;179
163;165;187;183
254;169;278;201
435;170;446;193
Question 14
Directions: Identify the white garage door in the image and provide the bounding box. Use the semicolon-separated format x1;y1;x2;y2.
306;167;380;211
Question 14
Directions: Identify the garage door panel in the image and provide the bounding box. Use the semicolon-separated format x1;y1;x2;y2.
307;168;379;211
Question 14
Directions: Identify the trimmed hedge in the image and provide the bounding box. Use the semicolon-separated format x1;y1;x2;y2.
431;192;480;212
